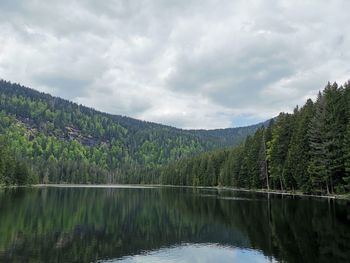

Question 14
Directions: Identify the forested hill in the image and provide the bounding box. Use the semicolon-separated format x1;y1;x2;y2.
188;120;271;147
159;81;350;195
0;79;262;185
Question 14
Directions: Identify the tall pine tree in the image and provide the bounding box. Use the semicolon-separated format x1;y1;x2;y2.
267;113;293;190
308;91;330;193
344;124;350;191
284;100;314;192
323;83;347;192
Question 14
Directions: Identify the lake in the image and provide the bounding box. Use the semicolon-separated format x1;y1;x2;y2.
0;186;349;262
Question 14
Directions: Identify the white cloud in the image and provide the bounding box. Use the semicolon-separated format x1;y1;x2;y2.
0;0;349;128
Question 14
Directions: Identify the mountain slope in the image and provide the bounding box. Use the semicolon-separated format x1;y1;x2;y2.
0;79;264;185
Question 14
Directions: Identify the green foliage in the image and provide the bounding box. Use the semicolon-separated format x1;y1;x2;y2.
267;113;294;190
0;80;259;185
0;135;37;186
1;78;350;194
343;124;350;191
160;81;350;194
284;101;314;192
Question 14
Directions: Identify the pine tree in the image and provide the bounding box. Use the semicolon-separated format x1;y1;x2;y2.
344;81;350;119
259;130;269;190
238;136;253;188
206;157;217;186
231;146;244;188
263;120;274;190
197;157;205;186
323;83;347;193
308;91;329;193
267;113;293;190
191;161;200;186
281;110;299;191
249;128;264;189
284;100;314;192
343;81;350;191
343;124;350;191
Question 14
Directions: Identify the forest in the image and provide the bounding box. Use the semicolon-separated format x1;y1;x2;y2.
1;79;350;195
159;82;350;194
0;80;259;185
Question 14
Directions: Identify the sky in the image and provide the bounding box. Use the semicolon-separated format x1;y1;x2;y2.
0;0;350;129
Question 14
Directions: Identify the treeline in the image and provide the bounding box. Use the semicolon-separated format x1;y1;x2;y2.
160;82;350;194
0;80;259;185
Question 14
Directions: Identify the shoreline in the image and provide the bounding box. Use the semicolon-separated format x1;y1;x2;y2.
158;184;350;200
1;183;349;200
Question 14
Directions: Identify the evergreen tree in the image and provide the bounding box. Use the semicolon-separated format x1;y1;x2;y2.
343;124;350;191
308;92;329;193
258;129;269;190
284;100;314;192
267;113;293;190
249;128;264;189
238;136;253;188
323;83;347;192
206;157;217;186
343;81;350;191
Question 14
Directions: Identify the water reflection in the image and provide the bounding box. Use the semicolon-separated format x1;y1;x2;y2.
104;244;276;263
0;186;349;262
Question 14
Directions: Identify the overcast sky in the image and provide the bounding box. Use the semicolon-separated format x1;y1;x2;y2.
0;0;349;129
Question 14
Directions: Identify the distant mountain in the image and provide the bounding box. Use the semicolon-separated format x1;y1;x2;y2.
0;79;265;185
188;120;271;148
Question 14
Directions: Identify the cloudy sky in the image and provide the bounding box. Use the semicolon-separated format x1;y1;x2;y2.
0;0;349;129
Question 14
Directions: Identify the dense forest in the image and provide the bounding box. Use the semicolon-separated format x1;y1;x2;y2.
1;79;350;195
159;82;350;195
0;80;260;185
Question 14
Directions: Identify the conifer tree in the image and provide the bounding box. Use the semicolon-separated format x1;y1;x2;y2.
308;91;329;193
249;128;264;189
343;124;350;191
267;113;293;190
206;157;217;186
259;130;269;190
343;81;350;191
284;100;314;192
231;146;244;187
191;161;200;186
323;83;347;192
238;136;253;188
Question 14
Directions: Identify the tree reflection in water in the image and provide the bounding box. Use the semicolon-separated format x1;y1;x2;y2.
0;186;349;263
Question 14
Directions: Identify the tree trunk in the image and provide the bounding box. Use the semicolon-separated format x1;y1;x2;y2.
326;181;330;195
280;177;284;191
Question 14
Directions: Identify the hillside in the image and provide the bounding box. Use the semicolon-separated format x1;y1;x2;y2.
0;79;263;185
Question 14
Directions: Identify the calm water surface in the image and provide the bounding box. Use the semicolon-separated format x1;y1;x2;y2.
0;186;349;263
